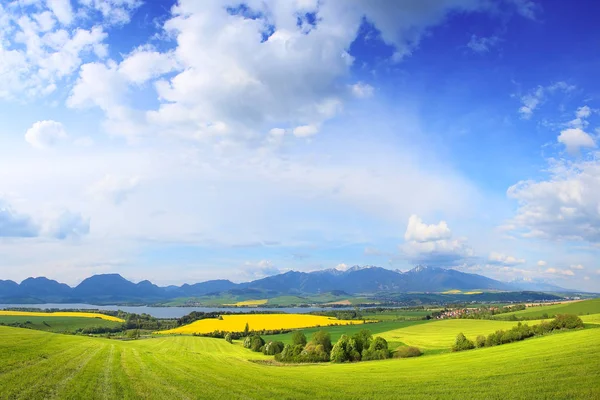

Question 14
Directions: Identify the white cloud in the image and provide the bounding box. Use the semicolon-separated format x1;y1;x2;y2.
0;199;39;238
42;210;90;239
517;82;575;119
47;0;74;25
240;259;282;281
467;34;500;53
537;260;547;266
89;175;139;205
488;252;525;266
508;0;539;20
118;46;179;85
570;264;584;270
558;128;596;155
404;214;452;242
293;124;319;138
24;120;68;148
350;82;374;98
70;0;498;143
576;105;592;119
335;263;349;271
545;268;575;276
507;156;600;243
78;0;142;25
402;215;472;266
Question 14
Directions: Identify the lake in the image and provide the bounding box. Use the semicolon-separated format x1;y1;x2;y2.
0;303;354;318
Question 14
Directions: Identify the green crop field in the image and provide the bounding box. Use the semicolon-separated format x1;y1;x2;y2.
0;316;122;333
0;324;598;399
378;319;545;351
495;298;600;320
361;309;432;320
262;319;429;346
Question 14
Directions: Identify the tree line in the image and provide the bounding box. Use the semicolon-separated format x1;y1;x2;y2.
452;314;585;352
232;328;423;363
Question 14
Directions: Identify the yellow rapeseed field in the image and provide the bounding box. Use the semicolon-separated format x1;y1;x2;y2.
0;311;125;322
441;290;462;294
157;313;364;334
223;299;268;306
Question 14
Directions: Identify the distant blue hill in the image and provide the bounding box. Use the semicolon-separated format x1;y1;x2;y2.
0;265;572;304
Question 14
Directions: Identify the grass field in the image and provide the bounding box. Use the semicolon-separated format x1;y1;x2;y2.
581;313;600;325
156;314;365;335
0;325;598;399
0;315;122;333
378;319;545;351
495;298;600;320
361;309;432;320
0;311;124;323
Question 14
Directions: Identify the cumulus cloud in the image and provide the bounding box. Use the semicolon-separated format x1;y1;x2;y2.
402;215;472;266
545;268;574;276
570;264;584;270
68;0;501;142
47;0;74;25
467;34;500;53
558;128;596;155
240;260;282;280
488;252;525;266
0;0;139;100
537;260;547;266
43;211;90;239
507;156;600;243
335;263;349;271
404;215;452;242
24;120;68;149
89;175;140;205
0;200;39;238
517;81;575;119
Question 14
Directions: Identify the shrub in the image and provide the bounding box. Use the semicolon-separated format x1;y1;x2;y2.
330;335;355;363
224;333;232;344
263;341;284;355
476;335;486;348
393;346;422;358
250;335;265;352
351;329;372;354
550;314;584;330
361;336;391;361
311;330;332;353
291;331;307;346
452;333;475;352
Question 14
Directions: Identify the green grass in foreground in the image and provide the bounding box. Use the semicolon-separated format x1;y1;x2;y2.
0;325;598;399
495;298;600;320
0;316;122;333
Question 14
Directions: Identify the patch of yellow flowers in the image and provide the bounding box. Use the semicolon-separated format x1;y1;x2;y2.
0;311;125;322
157;313;364;334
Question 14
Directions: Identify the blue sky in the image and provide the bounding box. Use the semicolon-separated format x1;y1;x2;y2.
0;0;599;290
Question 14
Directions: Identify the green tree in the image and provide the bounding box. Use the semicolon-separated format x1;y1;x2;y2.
243;322;250;337
476;335;486;348
224;332;233;344
351;329;372;354
452;332;475;352
291;331;307;346
330;335;360;363
311;330;332;353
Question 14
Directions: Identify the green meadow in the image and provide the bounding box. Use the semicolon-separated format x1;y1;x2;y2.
0;315;122;334
494;298;600;320
0;321;599;399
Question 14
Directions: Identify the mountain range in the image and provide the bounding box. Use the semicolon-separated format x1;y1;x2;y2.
0;266;570;304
